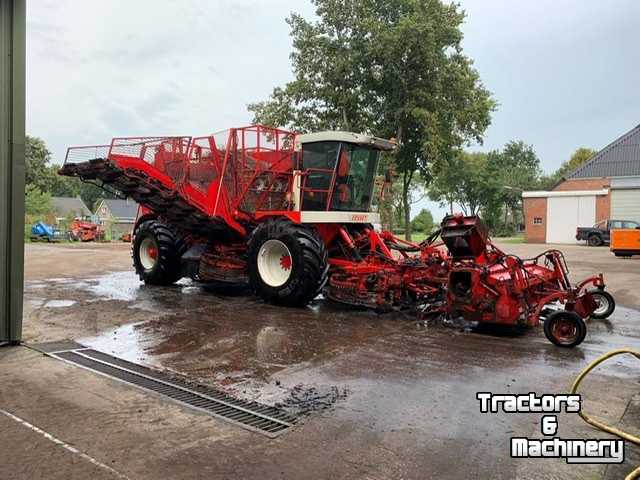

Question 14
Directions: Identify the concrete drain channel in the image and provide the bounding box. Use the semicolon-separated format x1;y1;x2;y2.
29;341;297;438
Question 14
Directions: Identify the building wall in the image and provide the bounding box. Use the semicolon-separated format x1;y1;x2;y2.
554;177;610;222
523;197;547;243
95;201;111;222
524;177;612;243
595;194;610;222
553;177;610;192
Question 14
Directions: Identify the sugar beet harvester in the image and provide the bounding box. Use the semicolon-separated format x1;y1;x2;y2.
60;125;613;347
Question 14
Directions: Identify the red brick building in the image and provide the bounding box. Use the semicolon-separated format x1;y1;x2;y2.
523;124;640;243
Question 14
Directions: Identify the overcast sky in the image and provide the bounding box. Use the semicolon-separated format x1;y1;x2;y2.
27;0;640;220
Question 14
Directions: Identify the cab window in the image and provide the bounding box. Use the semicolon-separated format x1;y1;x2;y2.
300;142;339;211
330;144;379;212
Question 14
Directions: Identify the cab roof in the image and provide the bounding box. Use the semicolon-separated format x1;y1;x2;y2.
296;131;396;151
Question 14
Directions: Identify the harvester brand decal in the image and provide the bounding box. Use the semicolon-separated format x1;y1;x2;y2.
350;214;368;222
477;393;624;464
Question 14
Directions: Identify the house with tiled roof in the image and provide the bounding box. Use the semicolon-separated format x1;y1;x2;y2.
51;196;92;222
523;124;640;243
95;198;139;239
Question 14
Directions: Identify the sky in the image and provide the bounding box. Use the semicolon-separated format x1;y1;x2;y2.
27;0;640;220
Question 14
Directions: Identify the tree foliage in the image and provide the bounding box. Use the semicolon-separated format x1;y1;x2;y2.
558;147;597;177
249;0;495;239
428;141;540;233
428;151;499;216
411;208;434;234
25;184;52;216
488;141;540;210
538;147;597;189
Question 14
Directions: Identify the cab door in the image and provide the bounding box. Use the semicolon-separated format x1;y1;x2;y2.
300;142;339;211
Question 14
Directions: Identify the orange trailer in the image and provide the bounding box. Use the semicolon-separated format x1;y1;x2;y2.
610;228;640;257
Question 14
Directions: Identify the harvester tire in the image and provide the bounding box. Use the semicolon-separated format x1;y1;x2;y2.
248;218;328;307
543;310;587;348
588;290;615;319
132;220;182;285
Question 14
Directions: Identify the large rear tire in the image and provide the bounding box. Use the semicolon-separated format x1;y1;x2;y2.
248;218;328;306
543;310;587;348
132;220;183;285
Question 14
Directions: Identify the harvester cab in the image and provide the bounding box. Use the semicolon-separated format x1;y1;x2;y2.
294;131;396;216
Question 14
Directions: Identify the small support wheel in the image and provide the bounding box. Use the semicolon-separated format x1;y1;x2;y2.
589;290;615;319
543;310;587;348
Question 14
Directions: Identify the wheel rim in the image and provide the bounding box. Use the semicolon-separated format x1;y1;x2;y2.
139;237;158;270
257;239;292;287
592;293;609;316
551;318;579;345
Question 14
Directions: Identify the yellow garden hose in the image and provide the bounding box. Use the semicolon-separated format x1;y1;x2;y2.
570;349;640;480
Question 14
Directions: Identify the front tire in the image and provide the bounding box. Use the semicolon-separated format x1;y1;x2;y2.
132;220;182;285
248;218;328;307
543;310;587;348
589;290;615;319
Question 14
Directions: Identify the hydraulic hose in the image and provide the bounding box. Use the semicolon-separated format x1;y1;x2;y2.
570;349;640;479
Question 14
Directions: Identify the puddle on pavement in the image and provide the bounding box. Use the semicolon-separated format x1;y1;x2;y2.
85;271;142;301
44;299;77;308
26;270;640;412
79;322;158;366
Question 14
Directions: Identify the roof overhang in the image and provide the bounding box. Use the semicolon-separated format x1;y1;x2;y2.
522;189;609;198
296;131;397;151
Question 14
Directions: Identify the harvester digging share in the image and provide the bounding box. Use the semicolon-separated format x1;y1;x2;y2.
59;125;614;347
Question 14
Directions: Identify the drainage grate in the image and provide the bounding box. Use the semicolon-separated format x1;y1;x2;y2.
37;345;296;437
27;340;87;354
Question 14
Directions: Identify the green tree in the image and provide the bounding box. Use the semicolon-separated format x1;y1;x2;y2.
377;162;428;232
25;136;55;192
539;147;598;189
428;151;500;217
25;184;52;216
558;147;597;177
249;0;495;240
411;208;434;234
487;140;541;228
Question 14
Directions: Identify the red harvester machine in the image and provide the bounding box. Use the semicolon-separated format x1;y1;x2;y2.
59;125;613;347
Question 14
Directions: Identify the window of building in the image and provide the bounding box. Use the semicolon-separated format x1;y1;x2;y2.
533;217;543;225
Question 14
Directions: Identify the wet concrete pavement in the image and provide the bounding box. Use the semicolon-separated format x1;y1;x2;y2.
5;242;640;478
